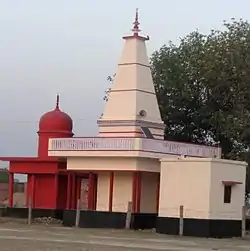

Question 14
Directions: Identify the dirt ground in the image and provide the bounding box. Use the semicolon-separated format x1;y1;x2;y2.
0;220;250;250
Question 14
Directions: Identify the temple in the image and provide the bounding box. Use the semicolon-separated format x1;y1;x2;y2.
0;95;89;211
0;10;247;238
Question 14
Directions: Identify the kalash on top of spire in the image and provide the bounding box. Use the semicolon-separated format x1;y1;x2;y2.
98;9;165;139
123;8;149;41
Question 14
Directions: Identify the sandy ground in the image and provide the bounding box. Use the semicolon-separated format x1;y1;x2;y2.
0;221;249;250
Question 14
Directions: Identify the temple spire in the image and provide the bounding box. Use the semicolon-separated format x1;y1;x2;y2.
132;8;140;36
56;93;60;110
98;10;164;139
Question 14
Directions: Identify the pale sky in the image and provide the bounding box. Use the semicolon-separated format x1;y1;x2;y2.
0;0;249;159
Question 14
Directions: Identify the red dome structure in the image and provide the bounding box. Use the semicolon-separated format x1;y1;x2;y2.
0;93;84;212
39;95;73;133
37;94;74;158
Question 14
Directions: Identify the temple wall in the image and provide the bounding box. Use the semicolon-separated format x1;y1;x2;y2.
96;171;133;213
112;172;133;212
96;172;109;211
96;171;158;213
140;172;158;213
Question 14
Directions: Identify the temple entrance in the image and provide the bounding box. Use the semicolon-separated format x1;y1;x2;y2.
74;173;97;211
79;178;88;209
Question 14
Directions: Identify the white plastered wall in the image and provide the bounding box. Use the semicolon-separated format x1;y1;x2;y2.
159;158;211;219
112;172;133;212
159;158;247;220
209;160;246;220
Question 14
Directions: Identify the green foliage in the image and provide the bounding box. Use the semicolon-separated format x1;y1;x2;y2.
151;19;250;162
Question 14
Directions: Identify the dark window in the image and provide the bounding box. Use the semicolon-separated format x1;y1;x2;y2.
224;185;232;203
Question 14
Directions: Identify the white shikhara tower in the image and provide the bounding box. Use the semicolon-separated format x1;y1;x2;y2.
98;10;165;140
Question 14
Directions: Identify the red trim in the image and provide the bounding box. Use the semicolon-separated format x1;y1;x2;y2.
222;181;242;185
8;173;14;207
156;174;160;212
25;175;30;208
131;172;141;213
66;174;71;209
93;174;97;210
88;173;95;210
0;156;62;163
98;124;165;130
132;172;137;213
31;174;35;207
136;172;141;213
71;174;76;209
97;119;165;129
108;172;114;212
99;131;164;137
54;174;58;208
100;131;143;134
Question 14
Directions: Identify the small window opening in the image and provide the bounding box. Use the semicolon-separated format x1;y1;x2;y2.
224;185;232;204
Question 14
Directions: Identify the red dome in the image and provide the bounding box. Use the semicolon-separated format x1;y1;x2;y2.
38;95;73;133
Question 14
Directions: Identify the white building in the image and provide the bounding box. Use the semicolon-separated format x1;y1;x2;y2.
48;10;246;238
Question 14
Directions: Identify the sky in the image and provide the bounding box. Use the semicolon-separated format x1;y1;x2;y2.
0;0;249;160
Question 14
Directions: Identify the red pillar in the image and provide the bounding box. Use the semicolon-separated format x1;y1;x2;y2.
88;173;95;210
31;175;35;208
132;172;137;213
136;172;141;213
132;172;141;213
71;174;76;209
25;175;30;208
8;173;14;208
108;172;114;212
66;173;71;209
54;174;58;209
93;174;97;210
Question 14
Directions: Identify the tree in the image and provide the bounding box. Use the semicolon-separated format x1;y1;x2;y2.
151;19;250;162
